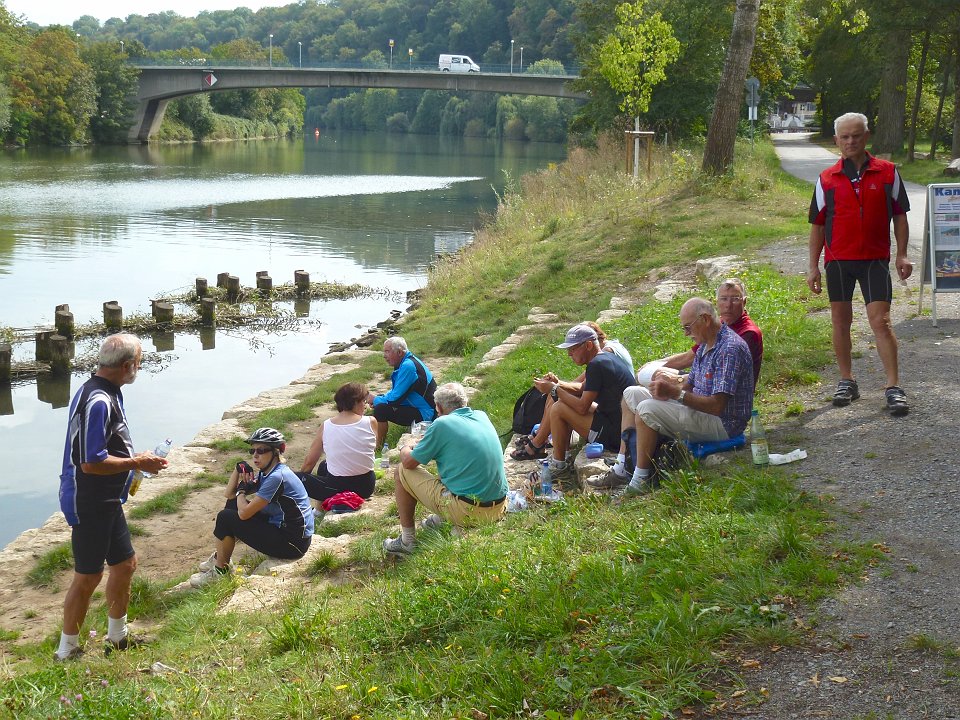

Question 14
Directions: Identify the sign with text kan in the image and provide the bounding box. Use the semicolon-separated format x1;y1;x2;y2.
920;183;960;326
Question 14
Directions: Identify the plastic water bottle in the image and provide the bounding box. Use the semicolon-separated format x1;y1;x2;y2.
129;438;171;495
749;410;769;466
539;459;553;496
380;443;390;470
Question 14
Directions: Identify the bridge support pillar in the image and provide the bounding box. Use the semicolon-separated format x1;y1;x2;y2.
128;98;170;144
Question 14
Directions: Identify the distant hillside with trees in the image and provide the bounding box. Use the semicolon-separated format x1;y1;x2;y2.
2;0;959;160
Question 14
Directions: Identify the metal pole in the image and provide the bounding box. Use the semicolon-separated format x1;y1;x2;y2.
119;40;124;54
298;41;302;67
520;47;523;71
510;40;514;74
269;34;273;67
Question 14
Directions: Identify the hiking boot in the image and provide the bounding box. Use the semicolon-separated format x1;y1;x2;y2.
104;634;148;656
587;467;629;489
610;477;654;502
382;535;416;558
53;646;84;662
885;385;909;416
189;565;232;588
420;514;444;530
547;461;579;491
832;379;860;407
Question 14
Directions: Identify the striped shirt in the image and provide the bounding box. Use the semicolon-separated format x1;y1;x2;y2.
59;375;134;526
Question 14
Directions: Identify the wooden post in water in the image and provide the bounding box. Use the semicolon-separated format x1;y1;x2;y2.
256;273;273;296
36;330;55;362
196;277;209;299
0;343;10;384
152;300;174;324
226;275;241;302
217;272;230;288
294;270;310;296
54;304;75;339
103;301;123;330
49;334;71;376
200;297;216;326
55;310;75;338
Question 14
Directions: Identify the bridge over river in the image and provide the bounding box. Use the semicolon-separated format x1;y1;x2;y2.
130;64;585;143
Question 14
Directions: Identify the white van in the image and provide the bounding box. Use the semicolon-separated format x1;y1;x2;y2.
438;54;480;73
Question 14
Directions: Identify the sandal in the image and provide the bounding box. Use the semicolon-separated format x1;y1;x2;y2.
514;434;535;450
510;440;547;461
885;385;909;416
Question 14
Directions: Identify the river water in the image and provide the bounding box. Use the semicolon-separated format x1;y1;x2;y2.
0;132;566;549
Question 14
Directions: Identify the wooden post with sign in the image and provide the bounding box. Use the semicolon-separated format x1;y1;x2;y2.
624;130;655;178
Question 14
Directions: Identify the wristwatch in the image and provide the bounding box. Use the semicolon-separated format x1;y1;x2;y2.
550;384;559;402
678;390;686;404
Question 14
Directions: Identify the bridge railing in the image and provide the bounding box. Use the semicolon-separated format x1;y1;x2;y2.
131;57;581;77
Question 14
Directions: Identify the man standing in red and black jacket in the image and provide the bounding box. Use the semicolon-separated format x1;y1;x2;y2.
808;112;912;416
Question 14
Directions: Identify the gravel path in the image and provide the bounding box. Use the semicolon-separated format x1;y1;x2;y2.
717;135;960;718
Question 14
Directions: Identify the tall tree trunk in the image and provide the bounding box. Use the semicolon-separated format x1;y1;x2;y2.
906;27;930;161
930;47;952;161
872;26;911;154
702;0;760;175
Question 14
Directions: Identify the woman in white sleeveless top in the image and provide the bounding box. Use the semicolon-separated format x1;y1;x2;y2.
297;382;377;502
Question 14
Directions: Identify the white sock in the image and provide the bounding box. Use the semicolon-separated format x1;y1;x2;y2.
612;454;627;476
629;468;650;488
107;615;127;643
401;526;416;545
57;632;79;657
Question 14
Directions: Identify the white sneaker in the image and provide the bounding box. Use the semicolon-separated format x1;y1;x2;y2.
198;551;217;572
382;535;416;557
189;565;231;588
420;514;444;530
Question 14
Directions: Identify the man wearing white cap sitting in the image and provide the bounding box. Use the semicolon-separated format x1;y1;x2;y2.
540;323;636;487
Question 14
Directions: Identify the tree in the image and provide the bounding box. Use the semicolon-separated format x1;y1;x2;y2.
8;29;96;145
594;1;680;119
702;0;760;175
82;41;140;144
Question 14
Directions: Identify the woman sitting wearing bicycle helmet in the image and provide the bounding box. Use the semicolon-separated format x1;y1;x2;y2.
297;382;377;505
190;427;313;587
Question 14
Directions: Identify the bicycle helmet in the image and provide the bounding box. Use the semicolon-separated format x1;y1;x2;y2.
246;427;286;452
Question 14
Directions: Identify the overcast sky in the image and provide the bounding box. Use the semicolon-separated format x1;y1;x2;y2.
5;0;291;27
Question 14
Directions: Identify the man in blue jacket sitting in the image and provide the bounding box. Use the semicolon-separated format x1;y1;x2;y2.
367;336;437;447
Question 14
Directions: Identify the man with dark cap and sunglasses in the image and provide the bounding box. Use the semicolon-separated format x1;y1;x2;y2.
538;323;636;488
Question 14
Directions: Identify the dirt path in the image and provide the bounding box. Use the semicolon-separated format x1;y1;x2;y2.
714;136;960;718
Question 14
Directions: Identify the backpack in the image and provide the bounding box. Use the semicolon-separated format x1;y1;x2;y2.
512;387;547;435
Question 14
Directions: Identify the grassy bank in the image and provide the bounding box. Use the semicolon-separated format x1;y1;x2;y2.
1;136;867;719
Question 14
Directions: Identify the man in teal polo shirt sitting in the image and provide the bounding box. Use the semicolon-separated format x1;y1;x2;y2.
383;382;507;557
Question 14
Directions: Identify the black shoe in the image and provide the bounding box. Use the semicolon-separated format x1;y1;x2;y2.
104;634;147;656
832;379;860;407
885;386;909;416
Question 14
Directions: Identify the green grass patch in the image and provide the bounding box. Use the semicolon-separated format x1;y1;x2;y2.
128;474;220;520
3;461;859;718
26;543;73;588
304;551;344;576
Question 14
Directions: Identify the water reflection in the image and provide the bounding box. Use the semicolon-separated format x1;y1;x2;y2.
36;373;71;409
0;385;11;415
